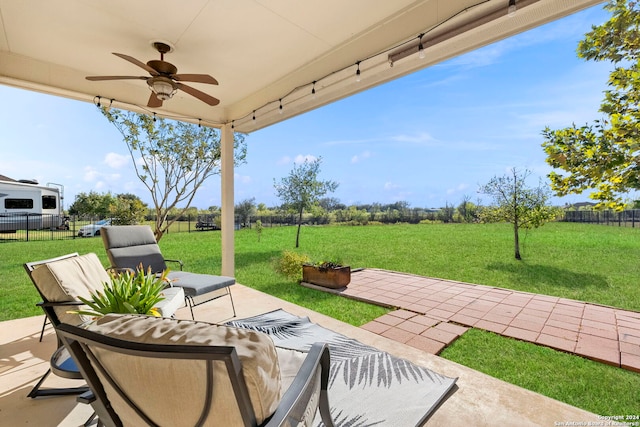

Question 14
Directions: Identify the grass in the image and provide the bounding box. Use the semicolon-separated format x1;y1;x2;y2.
2;222;640;414
440;329;640;415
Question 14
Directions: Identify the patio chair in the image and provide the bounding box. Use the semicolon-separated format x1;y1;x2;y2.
24;252;185;398
101;225;236;320
57;314;334;427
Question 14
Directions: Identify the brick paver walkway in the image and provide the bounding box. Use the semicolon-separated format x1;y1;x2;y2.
339;269;640;373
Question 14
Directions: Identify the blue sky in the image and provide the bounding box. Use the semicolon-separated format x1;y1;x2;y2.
0;4;618;211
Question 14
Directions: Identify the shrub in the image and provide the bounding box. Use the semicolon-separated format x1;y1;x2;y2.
275;250;311;281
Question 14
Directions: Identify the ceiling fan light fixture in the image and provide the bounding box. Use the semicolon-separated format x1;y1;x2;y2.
149;76;177;100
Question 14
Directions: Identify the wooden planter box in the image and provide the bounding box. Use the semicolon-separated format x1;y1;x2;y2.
302;265;351;289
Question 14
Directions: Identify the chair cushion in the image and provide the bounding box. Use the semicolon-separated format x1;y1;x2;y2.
87;314;282;426
102;225;168;273
167;271;235;296
31;253;110;325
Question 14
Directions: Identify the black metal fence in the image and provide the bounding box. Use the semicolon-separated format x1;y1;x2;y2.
562;209;640;227
0;213;296;242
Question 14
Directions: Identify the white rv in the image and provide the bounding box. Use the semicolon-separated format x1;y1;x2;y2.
0;178;65;232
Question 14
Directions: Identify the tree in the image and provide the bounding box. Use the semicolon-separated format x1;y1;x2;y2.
69;191;115;217
274;157;338;247
109;193;148;225
479;168;559;260
235;197;256;227
102;108;247;241
541;1;640;210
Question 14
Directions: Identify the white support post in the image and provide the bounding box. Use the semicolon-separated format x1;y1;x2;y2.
220;123;235;276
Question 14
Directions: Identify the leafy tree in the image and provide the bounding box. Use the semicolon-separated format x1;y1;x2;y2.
101;108;247;240
235;197;256;227
479;168;559;260
69;191;115;217
109;193;148;225
274;157;338;247
318;197;345;211
541;0;640;210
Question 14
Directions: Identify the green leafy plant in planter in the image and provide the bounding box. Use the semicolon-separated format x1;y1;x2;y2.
74;265;169;318
302;257;351;289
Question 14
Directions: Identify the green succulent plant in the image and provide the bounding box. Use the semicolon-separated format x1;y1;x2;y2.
74;265;169;318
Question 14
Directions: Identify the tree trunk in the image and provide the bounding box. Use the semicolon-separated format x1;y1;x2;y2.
295;207;303;248
513;222;521;260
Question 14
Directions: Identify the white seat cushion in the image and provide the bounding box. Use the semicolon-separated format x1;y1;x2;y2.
87;314;283;426
31;253;110;325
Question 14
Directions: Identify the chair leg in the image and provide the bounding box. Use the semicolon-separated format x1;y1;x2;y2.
39;316;48;342
186;296;196;320
27;368;51;397
28;368;90;398
228;288;236;318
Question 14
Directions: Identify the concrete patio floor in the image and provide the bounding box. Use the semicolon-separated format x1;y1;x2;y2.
1;283;602;426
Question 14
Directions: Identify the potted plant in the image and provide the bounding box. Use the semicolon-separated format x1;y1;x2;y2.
73;265;169;318
302;259;351;289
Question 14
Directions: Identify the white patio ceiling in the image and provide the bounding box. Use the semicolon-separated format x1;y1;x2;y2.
0;0;603;134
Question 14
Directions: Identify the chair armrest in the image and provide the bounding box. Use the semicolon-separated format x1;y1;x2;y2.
164;259;184;271
38;301;84;308
265;343;334;427
107;267;135;274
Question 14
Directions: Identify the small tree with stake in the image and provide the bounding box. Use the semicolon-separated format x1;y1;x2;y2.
479;168;559;260
274;157;338;248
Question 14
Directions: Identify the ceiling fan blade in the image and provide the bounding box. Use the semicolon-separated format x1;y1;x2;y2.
173;74;218;85
113;53;159;75
177;83;220;106
86;76;147;81
147;92;163;108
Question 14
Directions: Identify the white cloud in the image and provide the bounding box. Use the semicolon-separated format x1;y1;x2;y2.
446;183;469;195
384;182;400;190
391;132;434;144
351;150;372;164
104;152;129;169
83;166;99;182
294;154;317;164
235;173;252;184
277;156;291;165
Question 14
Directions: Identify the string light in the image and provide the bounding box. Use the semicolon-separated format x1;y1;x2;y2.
231;120;235;129
92;1;493;130
508;0;517;17
198;119;201;128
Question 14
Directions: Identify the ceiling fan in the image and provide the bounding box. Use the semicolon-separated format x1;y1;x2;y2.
86;42;220;108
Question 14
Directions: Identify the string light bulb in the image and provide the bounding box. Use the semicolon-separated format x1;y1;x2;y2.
355;62;361;82
508;0;516;17
279;99;283;114
418;34;425;59
311;81;316;99
252;110;256;121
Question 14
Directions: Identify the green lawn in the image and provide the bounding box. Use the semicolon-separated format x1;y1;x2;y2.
2;222;639;414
